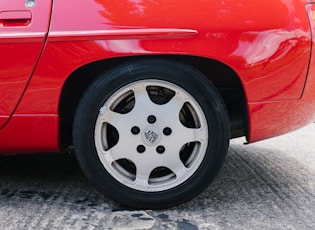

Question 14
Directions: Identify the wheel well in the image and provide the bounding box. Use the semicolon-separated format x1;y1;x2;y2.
59;55;248;148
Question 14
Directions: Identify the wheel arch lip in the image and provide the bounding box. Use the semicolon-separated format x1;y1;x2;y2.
57;55;247;147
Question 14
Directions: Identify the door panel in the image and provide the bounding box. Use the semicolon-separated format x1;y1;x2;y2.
0;0;52;128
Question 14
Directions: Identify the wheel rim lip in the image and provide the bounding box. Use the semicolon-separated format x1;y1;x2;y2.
94;79;209;192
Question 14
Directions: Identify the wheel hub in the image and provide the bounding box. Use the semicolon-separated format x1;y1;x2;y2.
142;126;161;146
94;80;208;192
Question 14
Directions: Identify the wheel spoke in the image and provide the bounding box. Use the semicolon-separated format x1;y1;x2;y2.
98;106;127;131
132;84;155;111
179;127;207;144
162;91;187;118
134;162;154;188
163;156;188;178
100;140;130;163
162;125;207;152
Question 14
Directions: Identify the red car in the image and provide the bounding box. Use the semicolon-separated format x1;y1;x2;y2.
1;0;315;209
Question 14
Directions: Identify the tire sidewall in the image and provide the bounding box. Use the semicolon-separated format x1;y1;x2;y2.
73;59;229;208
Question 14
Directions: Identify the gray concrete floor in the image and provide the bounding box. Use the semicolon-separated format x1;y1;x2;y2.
0;124;314;229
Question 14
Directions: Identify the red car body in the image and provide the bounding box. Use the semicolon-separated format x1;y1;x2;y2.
1;0;315;208
1;0;315;153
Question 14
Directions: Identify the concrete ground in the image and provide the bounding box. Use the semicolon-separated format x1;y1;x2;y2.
0;124;314;229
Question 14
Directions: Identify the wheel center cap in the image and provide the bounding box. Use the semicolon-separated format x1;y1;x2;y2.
142;127;161;146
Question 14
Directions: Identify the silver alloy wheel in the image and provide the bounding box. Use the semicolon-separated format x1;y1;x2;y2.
94;80;208;192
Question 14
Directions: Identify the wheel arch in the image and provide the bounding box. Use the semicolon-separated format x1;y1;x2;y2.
59;55;248;148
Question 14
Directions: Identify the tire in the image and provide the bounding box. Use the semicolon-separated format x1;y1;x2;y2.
73;59;230;209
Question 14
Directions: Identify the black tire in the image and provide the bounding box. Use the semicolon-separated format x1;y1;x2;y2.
73;59;230;209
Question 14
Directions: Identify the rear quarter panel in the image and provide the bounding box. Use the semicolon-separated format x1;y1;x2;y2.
18;0;311;115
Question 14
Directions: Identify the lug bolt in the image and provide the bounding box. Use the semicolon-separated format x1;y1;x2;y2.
137;145;146;153
163;127;172;136
131;126;140;135
147;115;156;124
156;146;165;154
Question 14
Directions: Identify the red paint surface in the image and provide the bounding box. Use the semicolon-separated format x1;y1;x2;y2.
0;0;52;120
1;0;315;152
0;115;60;153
